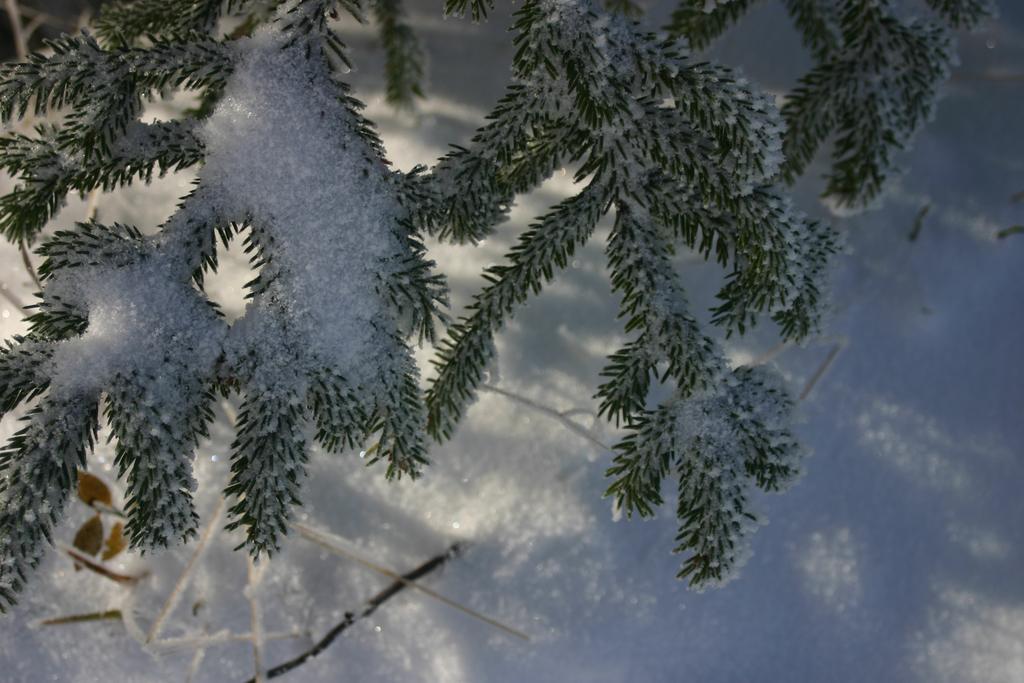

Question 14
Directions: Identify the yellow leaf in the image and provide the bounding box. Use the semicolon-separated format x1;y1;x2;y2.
73;515;104;557
101;522;127;561
77;471;112;507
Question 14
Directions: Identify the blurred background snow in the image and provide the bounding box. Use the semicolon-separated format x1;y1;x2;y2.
0;1;1022;681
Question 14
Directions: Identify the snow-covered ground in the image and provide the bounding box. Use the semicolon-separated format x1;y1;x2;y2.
0;2;1022;681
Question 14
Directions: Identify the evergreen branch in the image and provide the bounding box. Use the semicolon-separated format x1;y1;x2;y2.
925;0;995;29
0;0;448;613
673;436;756;587
34;223;144;278
638;180;836;342
0;337;51;414
782;0;840;60
365;341;430;478
159;186;237;283
95;0;256;45
707;191;836;339
603;100;770;212
645;181;735;264
0;0;850;608
61;76;143;162
373;0;426;108
605;402;677;517
731;365;802;490
667;0;972;206
426;183;606;440
605;0;644;18
778;60;839;183
0;123;203;243
106;373;214;549
418;86;569;243
308;369;367;454
664;0;759;49
767;218;836;340
375;223;449;344
23;296;88;341
782;0;955;207
444;0;493;21
36;221;144;279
667;61;785;186
674;367;801;585
607;365;802;589
0;395;99;613
279;0;364;67
597;204;720;426
0;33;233;124
225;385;310;557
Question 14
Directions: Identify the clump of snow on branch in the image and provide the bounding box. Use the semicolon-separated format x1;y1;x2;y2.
0;1;443;609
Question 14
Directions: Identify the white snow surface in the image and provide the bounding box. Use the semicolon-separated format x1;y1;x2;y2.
0;1;1022;682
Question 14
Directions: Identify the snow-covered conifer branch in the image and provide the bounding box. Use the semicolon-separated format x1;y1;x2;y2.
422;0;836;586
0;122;205;241
666;0;997;208
665;0;756;49
596;204;720;425
0;338;51;412
607;365;803;588
426;183;607;439
0;395;99;609
416;85;574;243
444;0;494;22
0;32;231;239
224;387;309;556
106;374;214;549
782;0;955;206
0;34;232;123
0;0;838;607
781;0;839;60
925;0;996;29
96;0;238;44
0;0;446;611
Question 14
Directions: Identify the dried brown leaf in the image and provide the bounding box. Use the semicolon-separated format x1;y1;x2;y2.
73;515;104;557
77;471;112;507
101;522;127;561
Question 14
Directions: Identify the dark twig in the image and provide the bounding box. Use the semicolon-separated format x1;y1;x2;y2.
244;543;462;682
996;225;1023;240
908;203;930;242
18;240;41;292
799;342;844;401
60;545;146;585
39;609;122;626
294;523;528;640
